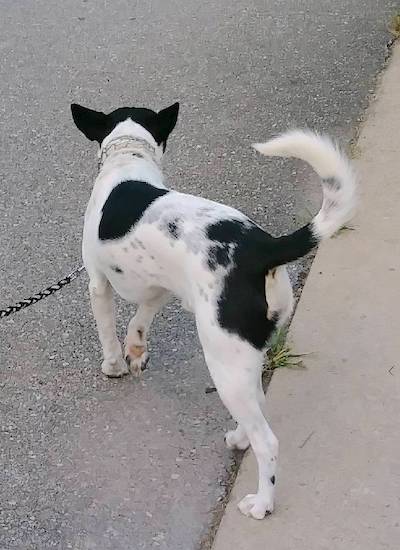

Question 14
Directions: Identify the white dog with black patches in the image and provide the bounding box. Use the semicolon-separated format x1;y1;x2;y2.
71;102;355;520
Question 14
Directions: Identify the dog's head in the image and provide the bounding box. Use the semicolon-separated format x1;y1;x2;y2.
70;102;179;152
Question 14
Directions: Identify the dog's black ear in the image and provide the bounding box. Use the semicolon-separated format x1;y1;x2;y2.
71;103;109;143
149;102;179;147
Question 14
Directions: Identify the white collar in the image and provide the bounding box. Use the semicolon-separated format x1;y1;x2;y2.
98;135;160;170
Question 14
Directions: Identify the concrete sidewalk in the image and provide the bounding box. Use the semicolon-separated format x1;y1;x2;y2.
212;44;400;550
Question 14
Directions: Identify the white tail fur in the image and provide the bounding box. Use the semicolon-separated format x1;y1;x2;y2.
253;130;356;241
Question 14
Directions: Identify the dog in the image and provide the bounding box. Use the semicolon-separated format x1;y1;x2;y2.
71;102;355;520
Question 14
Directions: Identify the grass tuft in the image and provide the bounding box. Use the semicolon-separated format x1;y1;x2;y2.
264;328;308;372
333;224;356;238
348;141;361;159
388;13;400;37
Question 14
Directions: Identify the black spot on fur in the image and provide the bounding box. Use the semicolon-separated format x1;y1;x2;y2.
207;244;231;271
167;219;180;239
111;265;123;273
206;219;317;350
99;181;168;241
270;475;275;485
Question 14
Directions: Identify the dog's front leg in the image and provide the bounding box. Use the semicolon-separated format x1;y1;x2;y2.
124;290;170;376
89;276;128;377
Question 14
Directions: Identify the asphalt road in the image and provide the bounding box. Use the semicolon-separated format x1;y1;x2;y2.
0;1;397;549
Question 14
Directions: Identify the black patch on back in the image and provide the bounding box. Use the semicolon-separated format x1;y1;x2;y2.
207;219;246;243
270;475;276;485
206;219;278;350
207;244;231;271
167;219;180;239
208;218;318;349
111;265;123;273
206;219;246;271
99;180;168;241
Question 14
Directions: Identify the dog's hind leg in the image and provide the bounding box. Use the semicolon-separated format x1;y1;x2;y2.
224;424;250;450
225;376;268;451
225;267;293;450
124;289;170;376
197;319;278;519
89;274;128;377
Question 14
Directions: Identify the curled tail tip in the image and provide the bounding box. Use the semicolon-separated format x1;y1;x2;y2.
252;129;322;157
252;142;265;154
252;140;283;157
254;128;356;251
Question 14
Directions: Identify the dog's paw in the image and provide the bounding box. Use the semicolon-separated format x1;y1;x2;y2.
125;345;149;377
237;493;274;520
101;356;129;378
224;429;250;451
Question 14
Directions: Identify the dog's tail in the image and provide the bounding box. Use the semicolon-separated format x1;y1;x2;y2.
253;129;356;267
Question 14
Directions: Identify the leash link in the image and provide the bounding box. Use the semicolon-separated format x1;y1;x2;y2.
0;265;85;319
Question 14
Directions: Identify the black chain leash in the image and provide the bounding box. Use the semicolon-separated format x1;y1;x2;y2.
0;265;85;319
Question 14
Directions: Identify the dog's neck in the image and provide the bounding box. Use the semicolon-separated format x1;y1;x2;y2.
98;135;160;171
